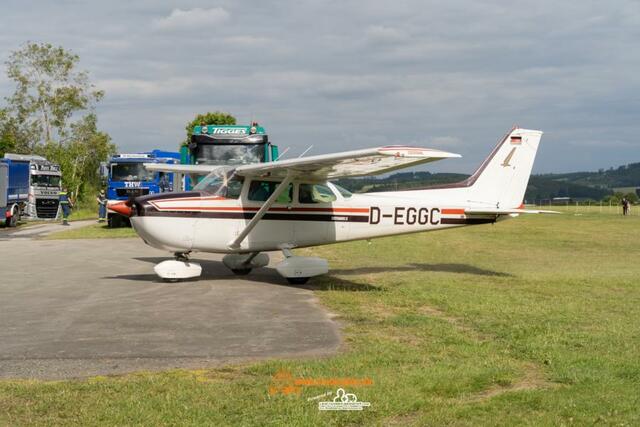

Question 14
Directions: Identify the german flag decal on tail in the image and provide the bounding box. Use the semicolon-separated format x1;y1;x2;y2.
510;135;522;145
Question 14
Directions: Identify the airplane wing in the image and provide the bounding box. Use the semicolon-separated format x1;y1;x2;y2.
143;163;216;175
234;146;461;180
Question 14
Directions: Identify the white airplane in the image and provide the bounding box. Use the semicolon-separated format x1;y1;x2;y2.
110;127;548;283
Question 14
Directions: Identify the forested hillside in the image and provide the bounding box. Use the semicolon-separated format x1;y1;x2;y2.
336;162;640;202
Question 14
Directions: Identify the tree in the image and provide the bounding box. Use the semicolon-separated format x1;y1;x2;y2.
2;42;113;201
4;42;104;150
0;108;19;156
624;192;638;204
42;114;115;200
183;111;236;145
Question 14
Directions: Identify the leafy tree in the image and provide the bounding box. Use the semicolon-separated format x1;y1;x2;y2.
0;108;19;156
1;42;113;201
4;42;104;150
624;192;638;204
183;111;236;145
42;113;115;201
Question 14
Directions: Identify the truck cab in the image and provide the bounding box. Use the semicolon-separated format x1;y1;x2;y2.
105;150;179;227
181;123;279;189
3;154;62;220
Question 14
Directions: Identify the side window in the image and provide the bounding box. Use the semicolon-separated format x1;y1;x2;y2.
226;178;244;199
248;180;293;203
299;183;337;204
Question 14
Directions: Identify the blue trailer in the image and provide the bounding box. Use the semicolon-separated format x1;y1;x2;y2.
103;149;180;227
0;158;30;227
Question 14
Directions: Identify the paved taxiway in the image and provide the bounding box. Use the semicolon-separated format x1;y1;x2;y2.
0;232;340;379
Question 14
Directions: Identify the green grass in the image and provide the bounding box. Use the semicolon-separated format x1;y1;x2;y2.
44;223;137;239
68;207;99;221
2;211;640;425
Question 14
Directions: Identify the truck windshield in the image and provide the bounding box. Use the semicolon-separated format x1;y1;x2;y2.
111;163;155;182
31;174;61;187
195;144;265;165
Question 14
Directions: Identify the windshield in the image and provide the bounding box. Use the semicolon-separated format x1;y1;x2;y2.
193;167;243;199
111;163;155;182
31;174;61;187
195;144;265;165
331;183;353;198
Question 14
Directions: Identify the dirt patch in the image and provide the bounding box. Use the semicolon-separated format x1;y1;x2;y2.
463;362;559;403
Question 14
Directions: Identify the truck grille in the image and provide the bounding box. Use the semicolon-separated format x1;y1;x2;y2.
36;199;60;219
116;188;150;198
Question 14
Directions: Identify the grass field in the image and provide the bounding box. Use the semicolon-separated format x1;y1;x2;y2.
45;223;137;239
1;211;639;425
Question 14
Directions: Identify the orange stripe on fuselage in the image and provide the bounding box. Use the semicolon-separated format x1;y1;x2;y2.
441;208;465;215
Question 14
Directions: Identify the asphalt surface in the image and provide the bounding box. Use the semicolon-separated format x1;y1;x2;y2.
0;233;341;380
0;219;95;239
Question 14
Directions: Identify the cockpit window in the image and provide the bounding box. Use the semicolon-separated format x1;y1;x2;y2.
299;183;337;204
193;167;243;199
248;180;293;203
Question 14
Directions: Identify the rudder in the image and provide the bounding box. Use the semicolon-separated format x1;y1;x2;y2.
466;128;543;209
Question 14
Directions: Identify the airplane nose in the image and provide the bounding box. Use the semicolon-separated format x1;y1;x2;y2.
109;201;133;217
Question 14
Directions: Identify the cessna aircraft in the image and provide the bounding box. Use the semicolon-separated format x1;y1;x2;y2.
110;127;547;283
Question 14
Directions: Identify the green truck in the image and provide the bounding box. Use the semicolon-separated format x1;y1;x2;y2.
181;123;279;190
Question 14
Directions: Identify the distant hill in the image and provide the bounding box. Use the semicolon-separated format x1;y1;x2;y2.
335;162;640;202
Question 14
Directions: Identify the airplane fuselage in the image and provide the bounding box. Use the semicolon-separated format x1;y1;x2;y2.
130;183;499;254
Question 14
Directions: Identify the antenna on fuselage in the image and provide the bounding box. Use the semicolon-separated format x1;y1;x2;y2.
298;145;314;158
273;147;290;161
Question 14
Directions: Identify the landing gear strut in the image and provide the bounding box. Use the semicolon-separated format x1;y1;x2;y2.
222;252;270;276
153;251;202;282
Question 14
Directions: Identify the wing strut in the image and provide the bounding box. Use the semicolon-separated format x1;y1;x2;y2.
228;173;294;250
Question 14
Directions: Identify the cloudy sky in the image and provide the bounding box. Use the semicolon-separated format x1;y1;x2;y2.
1;0;639;173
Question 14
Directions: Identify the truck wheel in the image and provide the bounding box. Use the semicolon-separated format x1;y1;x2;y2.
6;207;18;227
108;214;121;228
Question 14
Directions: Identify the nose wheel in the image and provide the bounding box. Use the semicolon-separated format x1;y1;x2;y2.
154;252;202;281
275;249;328;285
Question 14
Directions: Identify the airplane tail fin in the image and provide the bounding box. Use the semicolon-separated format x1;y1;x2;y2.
465;127;543;209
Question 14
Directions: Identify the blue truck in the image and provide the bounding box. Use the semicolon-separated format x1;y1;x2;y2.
103;149;180;227
0;157;30;227
180;123;279;190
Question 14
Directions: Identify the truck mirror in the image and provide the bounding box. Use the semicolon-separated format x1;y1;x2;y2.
99;162;109;179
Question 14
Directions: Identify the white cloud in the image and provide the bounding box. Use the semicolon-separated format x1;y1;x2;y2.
222;35;272;47
365;25;410;44
97;78;195;98
153;7;229;31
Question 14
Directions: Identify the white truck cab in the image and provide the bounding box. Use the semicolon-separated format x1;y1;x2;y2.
3;154;62;220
